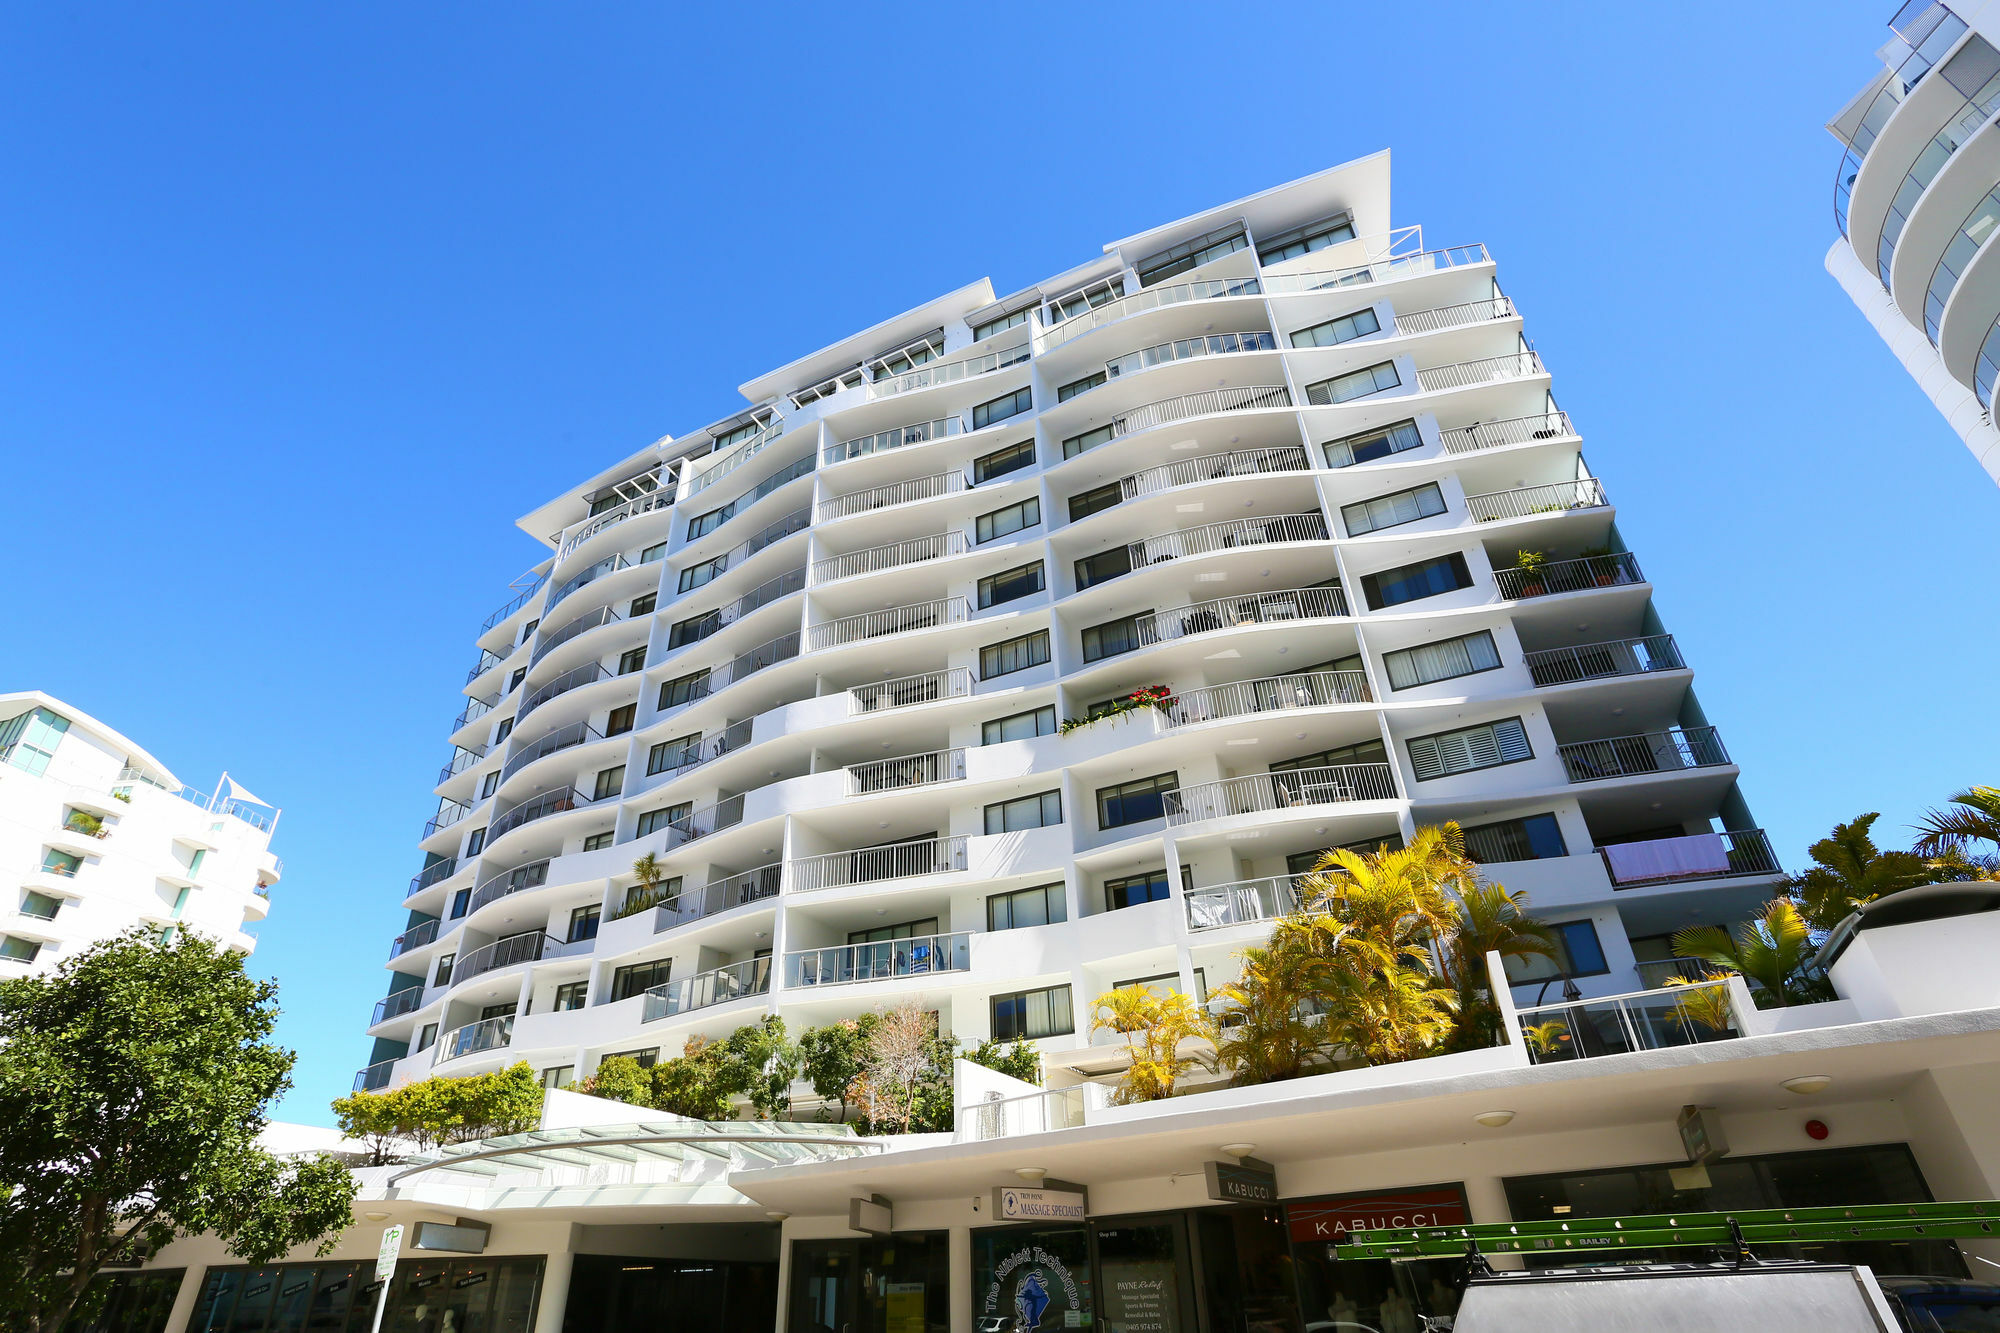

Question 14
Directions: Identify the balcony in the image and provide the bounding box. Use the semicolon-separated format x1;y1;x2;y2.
789;835;969;892
469;858;550;914
464;648;503;684
813;530;966;583
501;720;606;784
808;597;970;652
1165;763;1398;827
1160;670;1371;730
408;856;459;897
372;987;425;1025
871;340;1030;397
453;930;579;987
1064;385;1293;459
1184;873;1308;931
481;572;547;633
1037;275;1262;352
1118;444;1311;502
684;421;785;497
645;794;747;853
827;416;963;466
1438;410;1575;456
488;787;595;842
669;569;806;654
1123;512;1330;570
846;747;966;796
453;695;497;732
1109;585;1348;660
1558;727;1731;783
655;862;783;931
784;931;973;988
819;469;968;523
1494;552;1643;601
1525;635;1683;687
544;553;630;618
530;606;624;667
353;1058;397;1093
848;667;976;715
1600;828;1780;888
1464;478;1606;524
388;918;440;959
1100;329;1279;384
641;958;772;1022
437;745;485;785
1392;295;1515;335
956;1085;1098;1142
435;1015;513;1064
556;487;671;561
422;799;470;840
648;718;755;784
663;633;802;713
1515;978;1743;1064
694;508;811;578
1409;351;1545;395
518;661;610;722
1261;242;1490;295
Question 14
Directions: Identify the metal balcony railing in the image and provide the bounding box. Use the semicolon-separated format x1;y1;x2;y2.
1437;411;1576;455
1184;873;1310;931
1165;763;1398;826
643;794;747;853
826;416;965;466
389;918;440;959
813;530;966;583
555;487;672;560
667;569;806;655
544;553;630;618
1071;385;1293;457
500;720;606;784
1390;295;1515;336
956;1085;1092;1141
1104;586;1348;661
1160;671;1371;730
661;634;803;715
1126;512;1328;568
1414;351;1545;393
1465;478;1606;523
1118;445;1310;501
488;787;594;842
680;510;810;593
437;746;486;786
655;862;783;933
518;661;610;722
465;648;504;684
641;957;772;1022
683;421;785;497
353;1058;397;1092
371;987;425;1025
1634;958;1731;990
1037;276;1262;350
784;931;973;988
423;799;471;840
453;931;566;987
469;858;550;914
530;606;624;667
1493;552;1644;600
1101;329;1278;382
808;597;970;652
847;747;966;796
481;572;547;633
871;340;1030;397
1558;727;1730;783
1600;828;1780;888
453;695;497;732
819;469;968;522
789;835;970;892
1524;635;1683;687
649;718;754;782
1260;243;1490;295
435;1015;513;1063
1515;979;1741;1064
408;857;459;896
849;667;976;714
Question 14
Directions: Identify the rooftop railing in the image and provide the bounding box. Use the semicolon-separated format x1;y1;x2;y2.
1037;276;1262;351
1119;444;1310;501
1068;385;1292;457
1390;295;1515;336
655;862;783;932
500;719;606;784
871;340;1030;397
1465;477;1606;523
847;747;966;796
784;931;972;988
435;1014;513;1064
819;469;968;522
826;415;964;466
408;857;459;896
1558;727;1730;783
789;835;969;892
1515;978;1742;1063
517;661;610;723
468;858;550;915
389;918;441;959
543;553;631;618
1437;410;1575;455
481;572;548;633
1413;350;1545;394
1600;828;1779;888
1185;873;1309;931
1165;763;1398;827
849;666;976;715
555;487;672;561
1524;635;1683;687
808;597;970;652
488;787;595;842
813;530;966;583
1260;242;1491;295
642;957;772;1022
1493;552;1643;601
530;605;624;667
1160;671;1371;730
1126;511;1329;567
371;987;426;1025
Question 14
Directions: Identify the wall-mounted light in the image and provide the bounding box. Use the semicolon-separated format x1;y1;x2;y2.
1781;1075;1833;1096
1474;1110;1516;1128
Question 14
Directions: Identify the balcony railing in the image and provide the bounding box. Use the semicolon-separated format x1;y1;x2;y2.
871;340;1030;397
1165;763;1398;827
684;422;785;497
353;1058;397;1092
1414;351;1545;394
1635;958;1731;989
371;987;426;1025
1465;478;1606;523
808;597;970;652
1391;295;1515;336
530;605;624;667
663;634;803;714
468;858;550;914
556;488;672;561
435;1015;513;1064
956;1085;1093;1141
1037;276;1262;351
1493;552;1643;600
849;667;976;715
1438;411;1576;456
1101;329;1279;383
784;931;972;988
1126;511;1329;568
1515;979;1741;1064
389;918;441;959
465;648;503;684
1072;385;1293;457
489;787;594;842
1524;635;1683;687
1185;874;1310;931
668;569;806;656
1261;243;1491;295
680;510;810;595
847;747;967;796
453;695;498;732
827;416;963;466
642;794;747;853
648;718;754;782
544;553;630;618
789;835;969;892
408;857;459;896
453;931;568;987
813;530;966;583
1160;671;1371;730
500;719;605;784
437;745;486;785
641;957;772;1022
481;572;548;632
423;799;471;840
819;469;968;522
1600;828;1779;888
1558;727;1730;783
1119;445;1311;501
655;862;783;932
1127;585;1350;653
518;661;610;722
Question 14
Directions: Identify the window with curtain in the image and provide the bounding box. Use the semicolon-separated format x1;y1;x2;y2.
1081;613;1149;662
1503;920;1608;982
978;561;1045;608
1257;213;1355;265
988;881;1067;930
1461;813;1568;863
1058;370;1107;402
982;706;1056;744
1342;481;1447;536
973;439;1036;483
1062;423;1115;459
658;670;710;709
992;984;1075;1039
1068;482;1123;522
1291;307;1383;348
980;631;1050;679
1383;630;1502;689
1323;420;1424;468
1095;773;1179;828
1074;547;1133;590
972;387;1032;430
976;497;1041;544
984;790;1062;834
1360;553;1472;609
1303;360;1401;406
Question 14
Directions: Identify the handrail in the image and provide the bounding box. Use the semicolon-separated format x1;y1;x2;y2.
408;857;459;896
849;667;976;714
1413;351;1545;393
1119;445;1310;501
437;746;486;785
679;508;810;590
813;530;965;582
808;597;970;651
1437;411;1575;455
1160;671;1371;730
480;572;548;633
819;469;968;522
469;857;551;914
1558;727;1730;783
846;747;967;795
1122;585;1349;657
1514;978;1740;1064
784;931;973;987
1260;242;1491;294
544;553;630;618
1103;329;1278;381
353;1058;397;1092
435;1014;514;1063
464;648;503;684
1464;477;1606;522
371;987;426;1025
1599;828;1779;888
654;862;783;932
555;487;672;561
500;719;606;784
1165;763;1398;826
530;605;624;666
1184;873;1309;931
684;422;785;497
1524;635;1683;687
660;633;804;715
452;695;497;732
1493;552;1643;600
389;918;441;958
648;717;754;782
789;835;969;892
489;787;594;842
1390;295;1515;336
632;793;747;852
1037;276;1262;351
870;340;1030;397
517;661;610;722
826;415;964;466
1126;511;1328;567
423;799;471;839
1065;385;1292;458
956;1085;1091;1141
641;957;773;1022
454;930;569;986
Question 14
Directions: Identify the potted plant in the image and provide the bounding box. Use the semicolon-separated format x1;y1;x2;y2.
1578;544;1620;586
64;810;104;838
1513;549;1547;598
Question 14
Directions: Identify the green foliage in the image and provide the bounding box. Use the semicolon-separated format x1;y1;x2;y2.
721;1015;798;1119
0;929;357;1333
1089;986;1217;1103
963;1037;1042;1087
1913;786;2000;859
798;1016;878;1122
650;1036;734;1119
330;1063;543;1161
62;811;103;836
1788;813;1945;932
1673;900;1831;1008
1511;549;1547;575
109;790;131;804
1056;686;1174;736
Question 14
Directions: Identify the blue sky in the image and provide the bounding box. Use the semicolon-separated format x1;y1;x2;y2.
5;0;1992;1124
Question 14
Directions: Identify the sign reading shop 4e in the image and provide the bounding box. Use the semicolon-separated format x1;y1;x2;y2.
994;1186;1087;1222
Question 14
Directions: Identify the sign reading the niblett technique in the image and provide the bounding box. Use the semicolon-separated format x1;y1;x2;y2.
994;1186;1087;1222
1202;1157;1278;1203
1285;1185;1470;1243
983;1243;1085;1332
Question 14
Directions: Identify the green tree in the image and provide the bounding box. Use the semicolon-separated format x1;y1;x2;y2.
1212;943;1323;1085
1913;786;2000;859
651;1036;734;1119
963;1037;1042;1086
329;1087;403;1166
1440;881;1557;1050
1088;986;1216;1103
579;1055;655;1109
452;1063;543;1139
1789;813;1941;931
0;929;357;1333
721;1016;798;1119
798;1017;877;1122
1673;899;1830;1008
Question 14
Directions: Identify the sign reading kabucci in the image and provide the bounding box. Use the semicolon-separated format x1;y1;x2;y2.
1284;1185;1471;1243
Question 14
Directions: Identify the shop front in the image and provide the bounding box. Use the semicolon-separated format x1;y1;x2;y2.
1281;1186;1471;1332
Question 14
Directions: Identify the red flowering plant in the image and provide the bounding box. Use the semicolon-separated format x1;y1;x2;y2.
1058;684;1176;736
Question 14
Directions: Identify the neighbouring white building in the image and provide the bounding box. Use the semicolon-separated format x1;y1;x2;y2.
0;689;280;973
356;150;1783;1104
1827;0;2000;485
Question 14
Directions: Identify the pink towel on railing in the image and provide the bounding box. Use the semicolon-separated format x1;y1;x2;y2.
1603;832;1729;884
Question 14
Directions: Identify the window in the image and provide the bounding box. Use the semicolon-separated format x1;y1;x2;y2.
984;790;1063;834
434;952;456;987
1044;277;1124;324
988;881;1067;931
1286;834;1405;875
1104;868;1174;911
637;803;689;838
568;904;602;942
1323;419;1424;468
1504;919;1609;983
521;619;540;642
540;1066;575;1090
38;849;81;878
1257;213;1356;264
992;984;1074;1040
1081;613;1149;663
1137;225;1247;285
980;631;1050;679
983;706;1057;744
1342;481;1447;536
679;557;725;593
1068;482;1123;523
593;766;626;800
647;734;701;775
449;887;472;918
1096;773;1179;829
668;610;720;648
416;1022;438;1051
1271;739;1389;772
606;1047;660;1068
20;890;61;920
509;667;528;692
583;831;615;853
712;415;770;451
640;540;668;564
1291;307;1383;348
0;707;69;776
972;387;1033;430
1384;631;1502;690
847;916;939;945
659;670;710;709
464;827;487;856
1462;813;1568;864
1303;360;1401;405
494;718;514;743
0;936;40;963
976;497;1040;544
1407;717;1534;780
553;980;589;1011
972;307;1031;342
481;770;500;799
1360;553;1472;609
1058;370;1107;402
687;504;732;539
978;561;1045;609
618;646;648;675
1074;547;1133;590
610;959;672;1002
1062;423;1115;459
972;439;1036;483
629;592;657;617
624;875;680;914
605;703;637;736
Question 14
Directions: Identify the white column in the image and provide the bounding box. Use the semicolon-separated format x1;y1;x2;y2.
773;1222;794;1333
533;1225;578;1332
161;1263;207;1333
949;1225;974;1333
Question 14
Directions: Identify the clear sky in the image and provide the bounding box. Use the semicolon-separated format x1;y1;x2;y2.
5;0;1992;1124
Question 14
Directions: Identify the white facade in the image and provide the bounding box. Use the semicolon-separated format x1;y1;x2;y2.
0;690;279;974
1827;0;2000;484
359;153;1779;1100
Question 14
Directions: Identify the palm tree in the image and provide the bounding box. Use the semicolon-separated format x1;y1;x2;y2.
1312;937;1459;1066
1789;813;1939;931
1913;786;2000;858
1297;823;1470;945
1672;899;1824;1008
626;852;665;916
1212;944;1324;1084
1440;882;1558;1049
1089;985;1215;1103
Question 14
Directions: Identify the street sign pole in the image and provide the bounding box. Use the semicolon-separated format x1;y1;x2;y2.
368;1224;404;1333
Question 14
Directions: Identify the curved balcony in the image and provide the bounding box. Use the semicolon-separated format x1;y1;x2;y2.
808;597;970;652
1059;385;1293;463
518;661;610;723
437;745;485;786
1494;552;1643;601
453;930;579;988
663;568;806;661
1036;276;1262;352
648;794;748;855
1159;671;1372;731
813;531;966;584
1524;635;1683;687
1406;351;1545;396
1116;444;1311;503
422;799;471;840
826;415;963;467
1185;873;1308;931
453;695;497;732
678;508;810;591
555;487;672;562
642;957;772;1022
371;987;426;1025
1464;478;1607;524
389;918;441;959
1124;511;1329;570
1261;243;1490;296
530;606;625;668
1558;727;1730;784
789;835;969;893
654;862;783;931
1391;295;1516;336
481;572;548;634
1600;828;1779;888
1084;585;1349;667
354;1058;397;1092
1832;6;1966;236
1097;329;1278;385
819;469;969;523
1165;763;1398;828
683;421;785;498
468;858;550;915
408;857;460;898
501;720;607;785
870;339;1030;397
849;667;976;715
464;648;504;685
543;553;631;619
784;931;972;988
1438;411;1576;456
647;718;753;784
662;633;803;716
846;747;966;796
435;1015;512;1064
488;787;597;843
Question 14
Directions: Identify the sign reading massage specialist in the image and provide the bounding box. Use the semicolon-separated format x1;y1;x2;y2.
975;1227;1093;1332
994;1185;1088;1222
1285;1184;1471;1244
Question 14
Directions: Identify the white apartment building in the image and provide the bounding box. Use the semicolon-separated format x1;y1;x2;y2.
358;152;1780;1100
1828;0;2000;484
0;690;280;973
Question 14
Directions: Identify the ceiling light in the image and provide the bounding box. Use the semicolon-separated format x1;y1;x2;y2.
1781;1075;1833;1096
1014;1167;1048;1183
1219;1143;1257;1161
364;1211;390;1222
1474;1110;1516;1128
766;1211;790;1222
